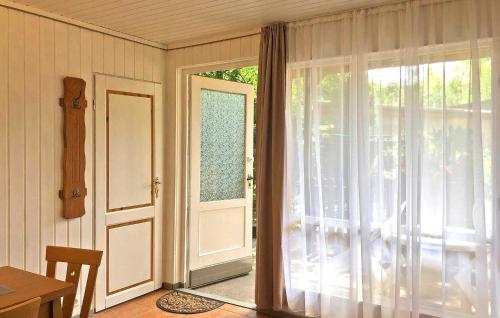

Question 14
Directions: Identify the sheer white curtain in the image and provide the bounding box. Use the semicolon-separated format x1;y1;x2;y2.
283;0;500;317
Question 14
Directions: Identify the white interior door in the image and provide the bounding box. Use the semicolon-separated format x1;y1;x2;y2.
189;75;254;287
95;75;163;310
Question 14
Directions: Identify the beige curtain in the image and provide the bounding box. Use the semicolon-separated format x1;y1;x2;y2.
255;23;287;311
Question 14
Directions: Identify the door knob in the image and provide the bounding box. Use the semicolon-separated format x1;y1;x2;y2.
153;177;161;199
247;175;254;188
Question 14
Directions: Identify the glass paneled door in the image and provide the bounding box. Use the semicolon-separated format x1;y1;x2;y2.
189;75;254;287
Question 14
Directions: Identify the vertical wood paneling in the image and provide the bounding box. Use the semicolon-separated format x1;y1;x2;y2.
67;25;81;250
0;7;8;267
152;49;164;83
181;47;194;68
209;42;223;62
143;45;152;81
229;38;241;60
240;36;252;58
191;45;205;65
24;13;41;273
134;43;143;79
39;16;55;273
219;40;231;61
103;35;114;75
165;49;179;284
124;40;135;78
53;21;67;249
8;9;26;269
67;26;81;78
114;38;125;77
250;34;260;57
80;29;93;252
2;8;166;307
79;28;93;308
92;32;103;73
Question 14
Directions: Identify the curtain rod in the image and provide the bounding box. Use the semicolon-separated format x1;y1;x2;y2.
288;0;456;27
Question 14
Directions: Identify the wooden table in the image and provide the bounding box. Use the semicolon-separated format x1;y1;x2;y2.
0;266;75;318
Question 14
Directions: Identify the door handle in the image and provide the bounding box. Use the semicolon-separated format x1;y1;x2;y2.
153;177;161;199
247;175;254;188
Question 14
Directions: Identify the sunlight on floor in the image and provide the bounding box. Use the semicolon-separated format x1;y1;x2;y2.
193;238;256;305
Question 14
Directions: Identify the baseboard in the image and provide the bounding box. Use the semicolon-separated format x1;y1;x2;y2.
189;257;253;288
162;282;185;290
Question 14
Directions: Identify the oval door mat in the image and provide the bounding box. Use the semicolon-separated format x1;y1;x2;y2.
156;290;225;314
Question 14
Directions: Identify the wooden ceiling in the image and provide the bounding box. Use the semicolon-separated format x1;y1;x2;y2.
11;0;396;45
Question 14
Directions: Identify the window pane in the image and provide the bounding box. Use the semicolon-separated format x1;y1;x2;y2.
200;89;246;202
285;46;494;316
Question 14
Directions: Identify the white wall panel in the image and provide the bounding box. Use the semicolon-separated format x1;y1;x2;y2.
67;25;81;251
103;35;114;75
54;21;68;250
143;46;153;81
0;6;8;268
8;9;26;269
134;43;143;80
39;16;56;274
24;13;41;274
114;38;125;77
124;41;135;79
0;6;166;309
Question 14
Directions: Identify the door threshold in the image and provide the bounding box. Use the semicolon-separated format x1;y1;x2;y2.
178;288;256;310
189;257;253;288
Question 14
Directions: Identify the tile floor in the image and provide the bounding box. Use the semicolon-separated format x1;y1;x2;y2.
93;289;273;318
194;270;255;305
194;238;257;304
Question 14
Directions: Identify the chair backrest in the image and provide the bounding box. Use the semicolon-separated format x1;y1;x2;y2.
0;297;41;318
45;246;103;318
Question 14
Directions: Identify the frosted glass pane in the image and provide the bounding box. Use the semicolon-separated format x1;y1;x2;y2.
200;89;246;202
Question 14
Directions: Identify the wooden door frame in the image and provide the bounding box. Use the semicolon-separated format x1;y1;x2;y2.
175;58;258;287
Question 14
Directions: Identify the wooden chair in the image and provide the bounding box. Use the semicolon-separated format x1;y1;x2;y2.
45;246;103;318
0;297;41;318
